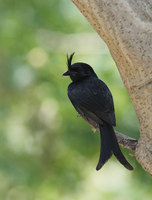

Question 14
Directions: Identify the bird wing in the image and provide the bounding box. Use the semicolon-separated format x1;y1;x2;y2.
68;78;116;126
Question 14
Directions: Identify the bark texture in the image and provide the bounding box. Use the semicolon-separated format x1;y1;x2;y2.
72;0;152;174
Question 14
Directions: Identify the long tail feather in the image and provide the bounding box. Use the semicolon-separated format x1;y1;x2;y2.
96;124;113;170
96;123;133;171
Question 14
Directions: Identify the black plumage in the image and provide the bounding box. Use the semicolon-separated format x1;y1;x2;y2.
63;53;133;171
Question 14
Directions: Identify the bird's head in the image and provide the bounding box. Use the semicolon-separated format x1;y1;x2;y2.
63;53;97;82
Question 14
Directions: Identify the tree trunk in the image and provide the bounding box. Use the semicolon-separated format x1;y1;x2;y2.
72;0;152;175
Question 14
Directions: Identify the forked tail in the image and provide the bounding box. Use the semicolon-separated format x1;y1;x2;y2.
96;123;133;171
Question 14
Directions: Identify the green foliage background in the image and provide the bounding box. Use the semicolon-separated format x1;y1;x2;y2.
0;0;151;199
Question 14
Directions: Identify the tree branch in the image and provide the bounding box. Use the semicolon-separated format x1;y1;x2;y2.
115;131;137;152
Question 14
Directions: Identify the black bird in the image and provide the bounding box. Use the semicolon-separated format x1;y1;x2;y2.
63;53;133;171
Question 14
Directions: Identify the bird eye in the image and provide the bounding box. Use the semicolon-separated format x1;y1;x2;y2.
73;67;83;72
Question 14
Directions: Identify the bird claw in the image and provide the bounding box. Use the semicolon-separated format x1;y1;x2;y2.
92;127;96;133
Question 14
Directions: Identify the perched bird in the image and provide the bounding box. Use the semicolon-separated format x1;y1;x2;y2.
63;53;133;171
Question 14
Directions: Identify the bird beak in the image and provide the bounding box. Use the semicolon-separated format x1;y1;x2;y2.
62;70;70;76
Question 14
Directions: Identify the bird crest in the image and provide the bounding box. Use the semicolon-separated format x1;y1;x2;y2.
66;52;75;70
